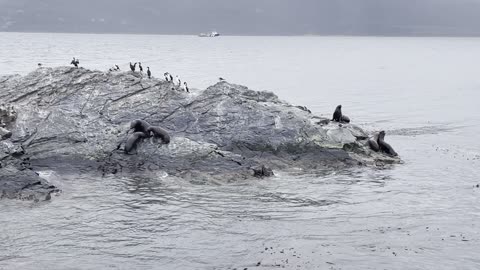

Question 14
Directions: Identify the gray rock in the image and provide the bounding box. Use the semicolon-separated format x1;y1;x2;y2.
0;127;12;140
253;165;274;178
0;103;17;127
0;165;59;201
0;67;400;198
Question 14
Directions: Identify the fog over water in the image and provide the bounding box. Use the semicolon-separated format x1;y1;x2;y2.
0;33;479;269
2;0;480;35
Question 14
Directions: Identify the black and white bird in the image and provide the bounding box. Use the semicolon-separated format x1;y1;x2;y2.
176;75;181;87
138;62;143;72
183;82;189;93
147;67;151;79
70;57;80;67
129;62;137;72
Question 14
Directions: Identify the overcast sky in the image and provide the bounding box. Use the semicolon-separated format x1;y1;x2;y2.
1;0;480;36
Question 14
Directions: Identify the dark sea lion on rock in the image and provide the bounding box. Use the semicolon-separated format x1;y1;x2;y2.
368;137;380;152
377;131;398;156
332;105;342;122
340;115;350;123
147;126;170;144
124;132;148;154
130;119;151;135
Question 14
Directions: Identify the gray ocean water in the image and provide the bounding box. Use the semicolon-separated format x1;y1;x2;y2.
0;32;479;270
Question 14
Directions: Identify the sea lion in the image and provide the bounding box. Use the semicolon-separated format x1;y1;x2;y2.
130;119;151;135
368;135;380;152
340;115;350;123
377;131;398;156
147;126;170;144
124;132;148;154
332;105;342;122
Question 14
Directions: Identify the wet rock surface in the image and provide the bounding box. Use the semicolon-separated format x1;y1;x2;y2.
0;67;400;200
0;165;59;201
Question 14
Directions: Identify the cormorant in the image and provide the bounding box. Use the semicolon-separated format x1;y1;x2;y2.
130;62;137;72
71;57;79;68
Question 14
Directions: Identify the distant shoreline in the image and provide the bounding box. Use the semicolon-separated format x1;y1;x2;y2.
2;30;480;38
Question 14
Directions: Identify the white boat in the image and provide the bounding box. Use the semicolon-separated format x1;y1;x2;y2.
199;31;220;37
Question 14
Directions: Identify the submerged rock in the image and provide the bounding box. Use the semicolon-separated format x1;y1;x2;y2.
253;165;274;178
0;67;400;200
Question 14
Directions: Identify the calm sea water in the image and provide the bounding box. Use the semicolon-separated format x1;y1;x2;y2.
0;33;479;270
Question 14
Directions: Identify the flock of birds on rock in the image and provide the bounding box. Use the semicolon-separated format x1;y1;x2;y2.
61;57;191;93
34;57;400;157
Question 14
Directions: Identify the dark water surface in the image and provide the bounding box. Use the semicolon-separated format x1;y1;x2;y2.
0;33;479;269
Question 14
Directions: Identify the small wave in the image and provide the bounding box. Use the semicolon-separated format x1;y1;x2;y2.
386;124;466;136
255;192;341;207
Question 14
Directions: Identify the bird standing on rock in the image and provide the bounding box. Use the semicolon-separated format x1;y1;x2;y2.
70;57;79;68
147;67;151;79
138;62;143;73
129;62;137;72
176;76;181;87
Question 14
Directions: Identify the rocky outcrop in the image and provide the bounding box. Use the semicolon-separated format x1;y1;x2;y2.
0;165;59;201
0;67;399;200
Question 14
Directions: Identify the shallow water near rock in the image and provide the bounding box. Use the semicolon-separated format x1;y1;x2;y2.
1;33;480;269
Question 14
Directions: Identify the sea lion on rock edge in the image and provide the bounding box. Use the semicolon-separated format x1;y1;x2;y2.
147;126;171;144
332;105;342;122
377;131;398;156
368;136;380;152
130;119;151;135
340;115;350;123
125;132;148;154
